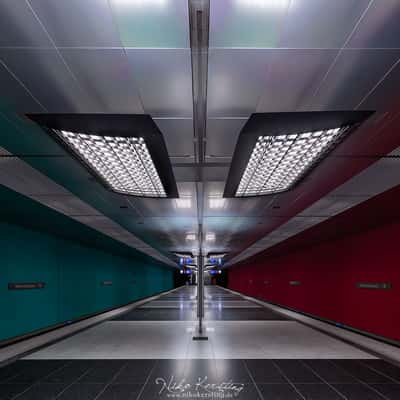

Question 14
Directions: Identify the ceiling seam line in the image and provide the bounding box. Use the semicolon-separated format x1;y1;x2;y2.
105;0;146;114
0;59;47;111
25;0;99;110
355;57;400;109
306;0;374;110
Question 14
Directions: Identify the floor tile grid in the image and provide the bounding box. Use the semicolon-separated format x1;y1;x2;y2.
0;366;24;384
358;359;400;383
52;361;110;400
299;360;347;399
10;360;70;399
327;360;391;400
90;361;130;400
135;360;159;400
243;359;270;400
270;360;307;399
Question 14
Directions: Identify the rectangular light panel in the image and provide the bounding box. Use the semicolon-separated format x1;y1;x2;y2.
58;130;167;197
209;197;226;209
174;198;192;208
236;126;349;196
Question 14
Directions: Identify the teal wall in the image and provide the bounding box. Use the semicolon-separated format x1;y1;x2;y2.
0;221;174;342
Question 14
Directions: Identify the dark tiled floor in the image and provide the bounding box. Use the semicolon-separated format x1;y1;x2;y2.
1;359;400;399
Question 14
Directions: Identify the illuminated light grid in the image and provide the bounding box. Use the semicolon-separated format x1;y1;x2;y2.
58;130;167;197
236;126;349;197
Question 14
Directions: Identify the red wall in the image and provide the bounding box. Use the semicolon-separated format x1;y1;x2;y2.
229;220;400;342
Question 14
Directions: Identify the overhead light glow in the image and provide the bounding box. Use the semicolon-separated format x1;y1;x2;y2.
236;0;289;10
112;0;167;7
174;198;192;209
186;233;196;241
58;130;166;197
236;127;349;197
205;232;216;242
209;197;226;209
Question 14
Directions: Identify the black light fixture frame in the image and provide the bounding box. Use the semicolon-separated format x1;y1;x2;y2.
223;111;374;198
26;114;179;198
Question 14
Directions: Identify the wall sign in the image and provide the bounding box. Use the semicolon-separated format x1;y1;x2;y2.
8;282;45;290
101;281;113;286
357;282;392;290
289;280;301;286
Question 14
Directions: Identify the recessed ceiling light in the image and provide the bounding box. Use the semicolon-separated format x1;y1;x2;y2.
26;114;178;198
186;233;196;241
236;0;289;10
209;197;226;209
112;0;167;7
174;198;192;209
205;232;216;242
224;111;373;198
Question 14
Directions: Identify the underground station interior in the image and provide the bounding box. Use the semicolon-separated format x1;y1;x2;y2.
1;1;400;399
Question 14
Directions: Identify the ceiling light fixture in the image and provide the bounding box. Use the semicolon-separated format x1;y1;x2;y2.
174;198;192;209
209;197;226;209
224;111;373;197
205;232;216;242
26;114;178;198
236;0;289;10
186;233;196;241
112;0;167;7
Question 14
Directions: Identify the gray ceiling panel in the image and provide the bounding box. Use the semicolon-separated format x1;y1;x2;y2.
298;196;369;217
0;0;51;47
207;49;273;117
154;118;194;161
279;0;369;49
347;0;400;49
28;0;122;47
0;153;66;196
0;61;44;112
256;49;337;112
126;49;193;117
206;118;247;158
331;157;400;197
309;49;400;110
60;49;144;113
202;165;230;183
128;182;197;218
0;49;97;112
203;182;274;218
30;194;103;216
209;0;287;48
358;59;400;111
173;165;199;183
108;0;189;48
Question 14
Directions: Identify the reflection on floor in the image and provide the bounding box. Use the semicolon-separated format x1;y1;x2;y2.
2;286;400;399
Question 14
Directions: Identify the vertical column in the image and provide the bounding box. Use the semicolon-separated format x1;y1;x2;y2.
197;243;204;334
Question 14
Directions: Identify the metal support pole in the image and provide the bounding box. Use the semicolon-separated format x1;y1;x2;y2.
197;244;204;334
